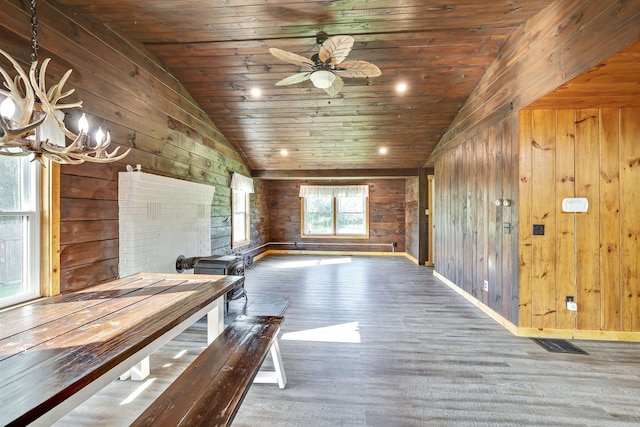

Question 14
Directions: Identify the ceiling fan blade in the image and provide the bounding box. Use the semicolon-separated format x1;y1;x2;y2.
275;72;311;86
336;60;382;78
319;35;354;65
269;48;314;68
324;74;344;96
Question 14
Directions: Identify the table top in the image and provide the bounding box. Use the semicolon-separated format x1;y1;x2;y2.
0;272;241;426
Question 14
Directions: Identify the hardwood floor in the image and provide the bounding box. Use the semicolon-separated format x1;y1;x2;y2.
56;255;640;426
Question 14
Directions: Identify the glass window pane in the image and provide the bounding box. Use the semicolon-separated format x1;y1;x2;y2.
0;156;39;309
0;216;27;301
233;212;246;242
0;156;22;211
337;213;366;235
305;213;333;234
304;197;333;235
233;190;246;213
337;196;364;213
306;197;332;213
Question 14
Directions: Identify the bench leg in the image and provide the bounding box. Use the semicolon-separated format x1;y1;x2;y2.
253;338;287;389
119;356;150;381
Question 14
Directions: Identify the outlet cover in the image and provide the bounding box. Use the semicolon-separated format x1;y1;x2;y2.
483;280;489;292
533;224;545;235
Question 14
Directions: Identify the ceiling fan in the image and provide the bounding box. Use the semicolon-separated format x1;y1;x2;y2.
269;32;382;96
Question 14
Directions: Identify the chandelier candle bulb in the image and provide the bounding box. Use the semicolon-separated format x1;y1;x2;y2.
96;127;105;145
78;113;89;134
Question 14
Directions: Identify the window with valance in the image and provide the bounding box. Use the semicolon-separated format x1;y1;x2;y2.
230;173;254;247
299;185;369;238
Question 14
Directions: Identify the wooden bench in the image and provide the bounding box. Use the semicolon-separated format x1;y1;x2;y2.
132;315;286;427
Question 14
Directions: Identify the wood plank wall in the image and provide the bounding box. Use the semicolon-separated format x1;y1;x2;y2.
434;118;519;324
519;108;640;332
265;179;406;253
430;0;639;331
0;1;254;291
405;177;420;260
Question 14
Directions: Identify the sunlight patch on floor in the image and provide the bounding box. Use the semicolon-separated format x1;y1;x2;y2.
282;321;361;343
279;257;353;269
120;378;156;405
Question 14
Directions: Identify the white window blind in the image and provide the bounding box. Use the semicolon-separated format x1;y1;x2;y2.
230;173;254;193
299;185;369;198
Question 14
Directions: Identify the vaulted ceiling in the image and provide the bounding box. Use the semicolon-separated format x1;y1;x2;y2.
53;0;558;173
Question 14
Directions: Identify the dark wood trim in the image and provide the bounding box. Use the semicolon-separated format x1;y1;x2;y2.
253;169;420;180
418;168;428;265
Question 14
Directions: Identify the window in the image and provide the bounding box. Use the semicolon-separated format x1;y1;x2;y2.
300;185;369;238
230;173;254;248
0;156;40;309
232;189;250;247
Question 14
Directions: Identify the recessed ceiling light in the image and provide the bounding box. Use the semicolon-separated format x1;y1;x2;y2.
396;83;407;93
251;88;261;97
281;149;288;156
379;147;388;154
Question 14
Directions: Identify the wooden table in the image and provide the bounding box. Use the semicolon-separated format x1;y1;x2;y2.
0;272;242;427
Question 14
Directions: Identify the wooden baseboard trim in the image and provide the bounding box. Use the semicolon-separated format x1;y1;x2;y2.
433;271;519;335
433;271;640;342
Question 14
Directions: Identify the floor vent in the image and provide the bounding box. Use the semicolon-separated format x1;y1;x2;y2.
531;338;588;355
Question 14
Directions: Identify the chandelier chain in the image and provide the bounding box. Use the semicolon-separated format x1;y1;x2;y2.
30;0;39;65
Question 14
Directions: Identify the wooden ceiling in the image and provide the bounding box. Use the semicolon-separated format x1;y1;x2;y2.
53;0;557;173
525;40;640;110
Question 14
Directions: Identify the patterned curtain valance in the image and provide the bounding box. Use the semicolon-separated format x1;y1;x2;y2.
299;185;369;198
230;172;254;193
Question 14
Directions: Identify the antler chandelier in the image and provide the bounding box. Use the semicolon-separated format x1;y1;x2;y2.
0;0;130;165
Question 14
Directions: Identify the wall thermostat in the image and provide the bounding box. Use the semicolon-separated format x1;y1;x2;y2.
562;198;588;213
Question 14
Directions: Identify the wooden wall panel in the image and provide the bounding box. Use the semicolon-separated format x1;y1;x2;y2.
574;109;601;330
520;107;640;333
599;108;621;331
619;108;640;331
518;111;533;327
434;118;518;324
266;179;406;253
0;2;253;291
431;1;639;337
405;177;419;261
530;110;557;329
554;110;577;330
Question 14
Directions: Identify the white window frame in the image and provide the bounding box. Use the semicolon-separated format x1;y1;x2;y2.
300;186;369;238
0;156;40;309
231;188;250;248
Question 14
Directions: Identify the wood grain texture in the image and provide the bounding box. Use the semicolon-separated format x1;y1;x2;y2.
599;108;621;331
519;107;640;333
132;315;283;427
518;110;533;328
574;109;601;330
57;256;640;426
0;273;238;426
435;118;517;325
554;109;576;330
619;108;640;331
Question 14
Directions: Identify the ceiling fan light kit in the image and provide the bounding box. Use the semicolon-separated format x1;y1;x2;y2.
269;33;381;95
309;70;336;89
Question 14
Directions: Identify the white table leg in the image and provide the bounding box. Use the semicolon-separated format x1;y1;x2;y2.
118;356;150;381
207;296;225;345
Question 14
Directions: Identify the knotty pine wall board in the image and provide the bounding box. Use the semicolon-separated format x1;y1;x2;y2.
519;107;640;333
